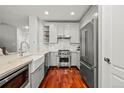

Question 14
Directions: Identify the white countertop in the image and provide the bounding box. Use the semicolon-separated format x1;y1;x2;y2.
0;51;48;79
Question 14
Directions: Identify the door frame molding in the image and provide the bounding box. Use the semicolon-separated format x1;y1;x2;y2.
98;5;103;88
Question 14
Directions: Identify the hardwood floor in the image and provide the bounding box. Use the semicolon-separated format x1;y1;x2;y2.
39;67;88;88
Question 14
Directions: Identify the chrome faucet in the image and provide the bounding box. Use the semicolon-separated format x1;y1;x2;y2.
19;41;30;56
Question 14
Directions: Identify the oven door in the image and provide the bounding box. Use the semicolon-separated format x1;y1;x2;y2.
59;57;71;67
0;65;29;88
59;57;69;62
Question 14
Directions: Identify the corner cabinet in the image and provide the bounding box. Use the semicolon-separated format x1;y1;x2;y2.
70;23;80;44
49;24;57;44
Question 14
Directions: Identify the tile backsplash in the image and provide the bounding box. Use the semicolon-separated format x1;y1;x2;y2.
49;39;79;51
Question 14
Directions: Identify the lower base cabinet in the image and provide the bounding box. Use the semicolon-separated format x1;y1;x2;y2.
71;52;80;69
31;63;44;88
49;52;58;66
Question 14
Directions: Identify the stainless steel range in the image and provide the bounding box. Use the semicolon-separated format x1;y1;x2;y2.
58;50;71;67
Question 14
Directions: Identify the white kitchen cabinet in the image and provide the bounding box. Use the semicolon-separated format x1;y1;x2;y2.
57;23;80;43
30;56;45;88
57;23;71;37
31;63;44;88
49;52;58;66
57;23;64;36
48;22;80;44
71;52;80;69
30;56;44;73
64;24;71;37
49;24;57;43
70;23;80;43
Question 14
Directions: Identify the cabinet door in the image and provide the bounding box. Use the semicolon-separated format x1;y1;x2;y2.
70;24;80;43
57;23;64;36
49;24;57;43
71;52;80;68
31;64;44;88
49;52;58;66
64;24;71;37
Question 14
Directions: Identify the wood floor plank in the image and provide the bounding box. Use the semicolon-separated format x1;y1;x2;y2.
39;67;88;88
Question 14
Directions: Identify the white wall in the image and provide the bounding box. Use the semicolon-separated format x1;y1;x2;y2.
0;23;17;52
29;16;38;53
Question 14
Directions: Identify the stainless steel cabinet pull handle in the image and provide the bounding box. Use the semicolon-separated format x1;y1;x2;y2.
104;57;111;64
80;61;96;70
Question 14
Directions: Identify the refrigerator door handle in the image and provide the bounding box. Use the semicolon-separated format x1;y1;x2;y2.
80;61;96;70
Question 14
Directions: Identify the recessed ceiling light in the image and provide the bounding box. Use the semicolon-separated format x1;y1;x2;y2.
70;12;75;16
44;11;49;15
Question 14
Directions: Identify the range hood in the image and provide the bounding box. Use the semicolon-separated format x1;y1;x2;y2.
57;35;71;39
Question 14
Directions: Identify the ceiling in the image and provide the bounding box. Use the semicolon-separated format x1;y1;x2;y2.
0;5;90;28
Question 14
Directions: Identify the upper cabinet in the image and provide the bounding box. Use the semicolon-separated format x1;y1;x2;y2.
64;24;71;37
46;22;80;44
49;24;58;44
70;23;80;43
57;23;64;36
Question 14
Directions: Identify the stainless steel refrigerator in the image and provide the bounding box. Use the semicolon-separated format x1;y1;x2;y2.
80;17;98;88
